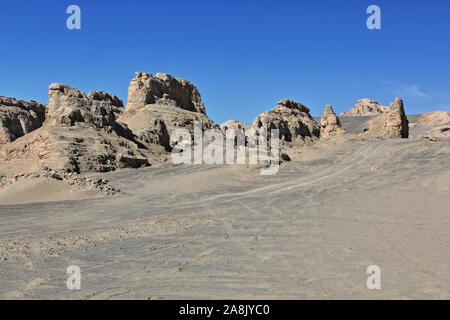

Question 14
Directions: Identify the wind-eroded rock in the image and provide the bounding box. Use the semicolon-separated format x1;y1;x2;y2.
320;105;347;138
414;111;450;139
0;84;151;174
363;98;409;138
340;98;389;117
0;97;46;144
126;72;206;114
120;72;218;150
252;99;320;142
46;84;123;128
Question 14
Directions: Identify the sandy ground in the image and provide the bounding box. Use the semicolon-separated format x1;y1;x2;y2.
0;133;449;299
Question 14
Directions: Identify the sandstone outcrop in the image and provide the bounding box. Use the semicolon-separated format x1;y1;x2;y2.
320;105;347;138
120;72;218;150
46;84;123;128
0;97;46;144
220;120;248;132
413;111;450;139
252;99;320;142
0;84;152;174
126;72;206;114
363;98;409;138
340;98;389;117
250;99;320;160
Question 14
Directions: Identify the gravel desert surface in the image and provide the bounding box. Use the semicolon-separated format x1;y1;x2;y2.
1;133;449;299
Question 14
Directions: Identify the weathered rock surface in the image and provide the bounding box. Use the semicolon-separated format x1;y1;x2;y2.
0;84;152;174
220;120;248;132
252;99;320;142
120;72;218;150
413;111;450;139
46;84;123;128
320;105;347;138
125;72;206;114
340;98;389;117
250;99;320;161
0;97;46;144
363;98;409;138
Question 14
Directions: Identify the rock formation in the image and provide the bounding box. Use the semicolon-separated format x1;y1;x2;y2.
363;98;409;138
0;97;46;144
413;111;450;139
220;120;248;132
320;105;347;138
46;84;123;128
120;72;218;149
252;99;320;142
0;84;152;174
340;98;389;117
126;72;206;114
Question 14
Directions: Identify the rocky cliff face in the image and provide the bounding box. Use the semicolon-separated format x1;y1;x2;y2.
363;98;409;138
320;105;347;138
126;72;206;114
340;98;389;117
0;97;46;144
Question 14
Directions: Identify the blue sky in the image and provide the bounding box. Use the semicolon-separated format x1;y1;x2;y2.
0;0;449;123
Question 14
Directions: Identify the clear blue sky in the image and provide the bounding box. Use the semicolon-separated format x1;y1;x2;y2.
0;0;449;123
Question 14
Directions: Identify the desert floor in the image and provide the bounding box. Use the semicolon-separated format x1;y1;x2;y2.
0;135;449;299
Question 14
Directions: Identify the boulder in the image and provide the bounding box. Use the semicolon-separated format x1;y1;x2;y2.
320;105;347;138
0;97;46;143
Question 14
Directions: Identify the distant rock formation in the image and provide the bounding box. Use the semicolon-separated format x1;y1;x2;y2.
220;119;247;131
363;98;409;138
252;99;320;142
120;72;217;150
414;111;450;139
320;105;347;138
0;97;46;144
126;72;206;114
340;98;389;117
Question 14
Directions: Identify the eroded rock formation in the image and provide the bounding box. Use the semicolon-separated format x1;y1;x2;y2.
252;99;320;142
0;84;151;174
126;72;206;114
0;97;46;144
120;72;218;149
340;98;389;117
320;105;347;138
363;98;409;138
